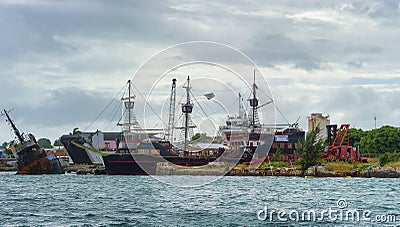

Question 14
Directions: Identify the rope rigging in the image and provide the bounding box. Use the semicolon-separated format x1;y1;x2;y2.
130;82;166;127
84;84;126;131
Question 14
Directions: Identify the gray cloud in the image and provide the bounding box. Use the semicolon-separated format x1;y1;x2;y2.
1;0;400;142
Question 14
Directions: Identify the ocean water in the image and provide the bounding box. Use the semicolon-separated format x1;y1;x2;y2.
0;172;399;226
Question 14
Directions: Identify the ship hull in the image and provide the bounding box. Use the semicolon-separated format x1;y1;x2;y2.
103;153;218;175
17;156;64;174
14;143;64;174
103;154;159;175
61;134;94;165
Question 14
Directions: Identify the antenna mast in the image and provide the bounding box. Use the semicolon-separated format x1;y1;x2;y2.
166;78;177;142
3;109;24;143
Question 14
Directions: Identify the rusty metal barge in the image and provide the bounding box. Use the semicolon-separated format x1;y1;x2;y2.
2;109;64;174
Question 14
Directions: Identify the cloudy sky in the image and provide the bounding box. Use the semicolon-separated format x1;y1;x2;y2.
0;0;399;143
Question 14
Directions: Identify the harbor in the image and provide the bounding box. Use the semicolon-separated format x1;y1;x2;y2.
1;1;399;226
1;73;399;178
3;159;400;178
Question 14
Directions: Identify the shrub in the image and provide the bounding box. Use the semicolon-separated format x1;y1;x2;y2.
259;161;288;169
357;163;372;171
379;152;400;167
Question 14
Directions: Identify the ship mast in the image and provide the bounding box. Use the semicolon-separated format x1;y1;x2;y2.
249;70;259;128
182;76;193;151
128;80;131;132
119;80;137;132
239;93;242;118
166;78;177;142
239;93;246;119
3;109;24;143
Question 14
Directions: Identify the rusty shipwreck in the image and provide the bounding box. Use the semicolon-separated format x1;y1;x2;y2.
2;109;64;174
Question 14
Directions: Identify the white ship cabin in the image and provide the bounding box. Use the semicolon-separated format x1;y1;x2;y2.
224;115;249;128
117;132;143;151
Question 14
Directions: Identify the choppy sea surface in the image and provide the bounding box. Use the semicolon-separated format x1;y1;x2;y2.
0;172;399;226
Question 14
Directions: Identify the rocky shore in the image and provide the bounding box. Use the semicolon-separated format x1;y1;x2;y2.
226;165;400;178
2;161;400;178
0;166;17;171
64;165;106;175
0;159;17;171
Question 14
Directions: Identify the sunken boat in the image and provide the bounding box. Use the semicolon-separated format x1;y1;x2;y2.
2;109;64;174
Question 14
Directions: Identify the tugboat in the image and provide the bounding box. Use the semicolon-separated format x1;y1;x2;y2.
2;109;64;174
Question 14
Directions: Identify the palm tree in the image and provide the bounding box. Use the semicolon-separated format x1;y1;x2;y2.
72;127;82;135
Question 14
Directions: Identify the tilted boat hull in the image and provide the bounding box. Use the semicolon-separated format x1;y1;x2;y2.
17;156;64;174
60;134;94;165
13;143;64;175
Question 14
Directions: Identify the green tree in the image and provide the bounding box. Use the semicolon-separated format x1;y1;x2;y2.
1;141;14;155
295;126;326;170
359;126;400;154
191;133;203;141
190;133;212;142
348;128;365;147
53;139;62;147
271;147;282;162
37;138;53;149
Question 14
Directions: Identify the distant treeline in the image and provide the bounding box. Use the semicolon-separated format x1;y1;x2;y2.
1;137;61;157
349;125;400;154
